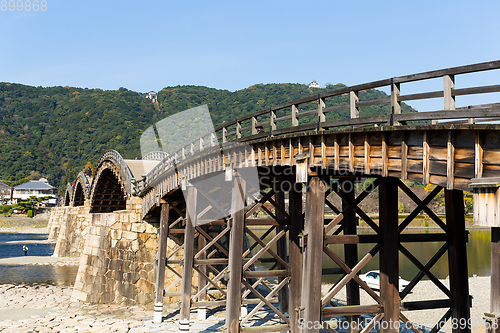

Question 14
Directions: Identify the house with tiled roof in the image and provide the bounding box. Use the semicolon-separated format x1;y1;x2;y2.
13;178;57;201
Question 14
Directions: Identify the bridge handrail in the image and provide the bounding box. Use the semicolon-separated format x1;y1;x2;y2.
141;60;500;192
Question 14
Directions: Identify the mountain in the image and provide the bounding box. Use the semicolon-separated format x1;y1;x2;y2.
0;82;416;194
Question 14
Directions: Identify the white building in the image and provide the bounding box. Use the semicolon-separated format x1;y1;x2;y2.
0;181;12;202
13;178;58;201
308;80;320;89
147;91;158;103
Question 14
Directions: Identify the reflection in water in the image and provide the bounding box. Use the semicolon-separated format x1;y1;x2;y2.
251;228;492;284
0;265;78;286
0;232;78;285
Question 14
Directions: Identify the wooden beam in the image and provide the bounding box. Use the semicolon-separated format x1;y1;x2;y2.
226;175;246;333
153;201;169;324
379;177;400;333
445;189;471;333
179;186;197;331
276;191;289;316
301;177;325;333
197;225;207;320
288;182;303;333
341;178;360;326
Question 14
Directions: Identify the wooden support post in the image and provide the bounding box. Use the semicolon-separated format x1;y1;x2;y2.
341;178;360;331
197;225;207;320
292;104;299;127
153;200;169;324
379;177;400;333
289;181;303;333
301;177;325;333
445;189;471;333
350;91;359;119
489;227;500;333
180;186;197;331
226;175;246;333
276;191;289;317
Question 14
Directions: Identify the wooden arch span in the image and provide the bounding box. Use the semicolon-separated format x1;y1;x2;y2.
89;150;133;213
71;171;91;207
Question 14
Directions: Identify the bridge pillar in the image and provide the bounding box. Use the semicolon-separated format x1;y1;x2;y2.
153;200;169;324
179;186;197;331
379;177;400;333
276;190;289;318
341;178;360;332
445;189;471;333
226;175;246;333
300;177;325;333
289;180;304;333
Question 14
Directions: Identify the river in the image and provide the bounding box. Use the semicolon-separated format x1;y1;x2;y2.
251;228;492;284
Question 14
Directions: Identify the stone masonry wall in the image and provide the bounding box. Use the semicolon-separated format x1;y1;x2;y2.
49;197;183;306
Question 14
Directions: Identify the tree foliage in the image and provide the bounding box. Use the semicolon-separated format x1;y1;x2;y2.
0;82;416;194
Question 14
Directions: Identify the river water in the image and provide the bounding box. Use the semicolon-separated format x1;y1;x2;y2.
252;228;493;284
0;232;78;286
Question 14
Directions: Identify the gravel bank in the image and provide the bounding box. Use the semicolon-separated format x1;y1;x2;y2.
322;276;490;333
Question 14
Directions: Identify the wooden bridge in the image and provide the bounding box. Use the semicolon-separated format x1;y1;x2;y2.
64;61;500;333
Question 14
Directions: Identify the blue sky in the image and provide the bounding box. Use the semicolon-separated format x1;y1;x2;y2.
1;0;500;111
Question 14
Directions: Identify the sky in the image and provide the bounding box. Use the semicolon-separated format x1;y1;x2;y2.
1;0;500;112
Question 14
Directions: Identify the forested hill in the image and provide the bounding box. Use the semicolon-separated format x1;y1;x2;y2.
0;82;416;194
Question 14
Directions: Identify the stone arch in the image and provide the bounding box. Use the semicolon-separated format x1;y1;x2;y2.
72;171;90;207
89;150;133;213
63;183;73;207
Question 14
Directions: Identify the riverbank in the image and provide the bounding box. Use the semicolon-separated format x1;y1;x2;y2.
322;276;490;333
0;277;492;333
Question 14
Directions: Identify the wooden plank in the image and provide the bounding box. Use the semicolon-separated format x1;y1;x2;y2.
382;132;388;177
153;201;169;324
322;304;382;317
453;84;500;96
398;90;443;102
445;189;471;333
289;183;303;333
226;176;246;333
301;177;325;333
357;96;391;107
379;177;400;333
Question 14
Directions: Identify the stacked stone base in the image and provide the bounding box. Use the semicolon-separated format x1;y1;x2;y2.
49;198;183;306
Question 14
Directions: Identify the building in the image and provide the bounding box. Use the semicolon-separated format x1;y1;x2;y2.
0;181;12;202
308;80;320;89
147;91;157;103
13;178;58;202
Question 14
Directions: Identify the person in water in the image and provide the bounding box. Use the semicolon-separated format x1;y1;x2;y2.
23;245;28;256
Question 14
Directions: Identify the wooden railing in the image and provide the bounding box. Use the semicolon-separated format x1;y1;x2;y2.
140;60;500;192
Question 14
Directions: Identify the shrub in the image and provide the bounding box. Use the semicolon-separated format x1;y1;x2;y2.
27;210;33;218
8;209;13;215
1;205;10;213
